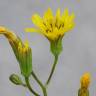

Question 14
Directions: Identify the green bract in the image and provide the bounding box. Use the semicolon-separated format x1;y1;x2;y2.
50;37;63;56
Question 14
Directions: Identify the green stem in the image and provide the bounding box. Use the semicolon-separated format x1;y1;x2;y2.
45;55;58;86
25;77;40;96
31;71;47;96
22;83;27;87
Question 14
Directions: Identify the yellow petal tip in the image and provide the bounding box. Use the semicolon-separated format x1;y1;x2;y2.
0;26;6;32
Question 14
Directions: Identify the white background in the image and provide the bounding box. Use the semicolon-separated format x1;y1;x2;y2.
0;0;96;96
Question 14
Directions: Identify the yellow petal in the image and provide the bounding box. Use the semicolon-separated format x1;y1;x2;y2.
24;40;29;47
68;23;75;29
53;27;59;34
32;14;43;28
0;26;6;32
67;13;75;24
43;8;53;20
62;8;69;20
23;40;29;52
25;28;41;33
25;27;47;37
18;42;22;52
56;8;61;19
45;33;55;41
45;27;60;41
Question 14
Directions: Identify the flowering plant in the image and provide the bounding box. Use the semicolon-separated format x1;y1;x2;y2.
0;8;90;96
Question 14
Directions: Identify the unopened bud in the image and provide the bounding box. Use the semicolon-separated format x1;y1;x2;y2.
9;74;22;85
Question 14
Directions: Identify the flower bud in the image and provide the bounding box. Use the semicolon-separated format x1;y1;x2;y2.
18;41;32;77
9;74;22;85
78;73;90;96
0;26;32;77
80;73;90;89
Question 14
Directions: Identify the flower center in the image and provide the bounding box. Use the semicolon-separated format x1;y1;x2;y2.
43;18;64;34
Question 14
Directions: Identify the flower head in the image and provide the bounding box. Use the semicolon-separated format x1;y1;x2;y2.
25;8;75;56
80;73;91;89
0;26;32;77
25;8;75;41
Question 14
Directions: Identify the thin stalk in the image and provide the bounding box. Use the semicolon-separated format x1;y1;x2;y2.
45;55;58;86
31;71;47;96
21;83;27;87
25;77;40;96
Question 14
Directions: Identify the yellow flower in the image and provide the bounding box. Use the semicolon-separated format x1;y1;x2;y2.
25;8;75;41
80;73;90;89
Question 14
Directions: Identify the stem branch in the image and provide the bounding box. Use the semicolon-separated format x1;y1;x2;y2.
31;71;47;96
25;77;40;96
45;55;58;86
